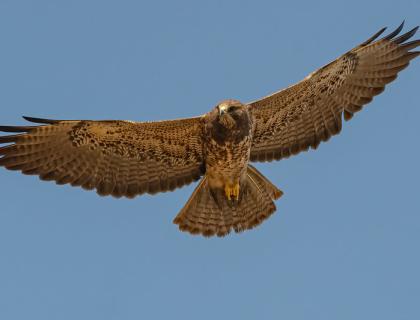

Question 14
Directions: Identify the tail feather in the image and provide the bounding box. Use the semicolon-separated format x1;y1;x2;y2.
247;165;283;200
173;165;283;237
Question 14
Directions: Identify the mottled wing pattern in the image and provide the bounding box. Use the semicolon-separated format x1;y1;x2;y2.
0;116;204;198
248;22;420;162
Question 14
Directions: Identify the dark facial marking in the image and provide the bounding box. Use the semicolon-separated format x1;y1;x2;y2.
210;108;250;145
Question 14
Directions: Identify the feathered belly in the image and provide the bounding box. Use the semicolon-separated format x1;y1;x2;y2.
205;137;251;189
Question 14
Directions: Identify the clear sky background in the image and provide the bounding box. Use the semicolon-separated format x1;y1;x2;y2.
0;1;419;319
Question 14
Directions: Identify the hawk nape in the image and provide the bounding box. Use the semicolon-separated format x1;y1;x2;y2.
1;22;419;237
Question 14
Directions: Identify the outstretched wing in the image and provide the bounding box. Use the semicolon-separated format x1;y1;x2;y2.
248;22;420;162
0;116;204;198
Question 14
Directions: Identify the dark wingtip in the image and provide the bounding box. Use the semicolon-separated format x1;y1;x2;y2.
22;116;61;124
360;26;387;46
0;125;35;133
401;39;420;51
384;21;405;40
394;26;420;44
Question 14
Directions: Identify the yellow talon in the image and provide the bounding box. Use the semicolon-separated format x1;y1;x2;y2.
225;183;240;201
233;183;240;201
224;185;232;201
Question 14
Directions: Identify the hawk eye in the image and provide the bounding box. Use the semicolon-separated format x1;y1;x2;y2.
228;106;241;112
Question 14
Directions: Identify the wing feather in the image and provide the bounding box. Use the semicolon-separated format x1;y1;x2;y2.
0;116;205;198
248;22;420;162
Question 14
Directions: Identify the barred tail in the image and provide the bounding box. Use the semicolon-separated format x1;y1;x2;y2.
173;165;283;237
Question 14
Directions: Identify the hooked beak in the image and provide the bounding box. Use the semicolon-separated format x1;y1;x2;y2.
219;105;228;116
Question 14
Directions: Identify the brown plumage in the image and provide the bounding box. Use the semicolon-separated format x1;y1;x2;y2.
0;22;419;237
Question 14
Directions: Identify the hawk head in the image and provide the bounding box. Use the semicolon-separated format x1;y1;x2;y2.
204;99;252;145
215;99;248;130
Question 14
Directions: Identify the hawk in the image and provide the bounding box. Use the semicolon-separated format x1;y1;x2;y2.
1;23;419;237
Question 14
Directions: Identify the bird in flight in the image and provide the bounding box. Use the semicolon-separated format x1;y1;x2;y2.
1;22;419;237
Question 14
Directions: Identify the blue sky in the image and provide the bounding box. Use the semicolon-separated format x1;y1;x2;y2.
0;1;419;319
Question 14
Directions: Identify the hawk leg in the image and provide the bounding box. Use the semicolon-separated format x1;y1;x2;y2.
224;183;240;201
